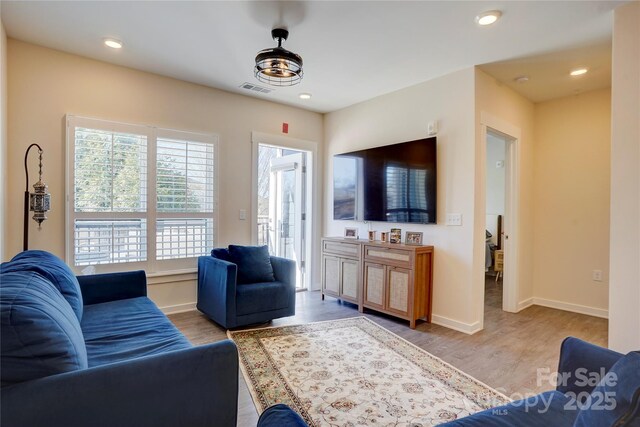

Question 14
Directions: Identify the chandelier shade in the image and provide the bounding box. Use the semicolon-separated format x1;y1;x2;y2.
254;28;303;87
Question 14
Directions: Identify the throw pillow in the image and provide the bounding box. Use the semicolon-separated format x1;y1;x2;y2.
0;271;88;386
6;250;84;321
228;245;275;285
211;248;231;261
573;351;640;426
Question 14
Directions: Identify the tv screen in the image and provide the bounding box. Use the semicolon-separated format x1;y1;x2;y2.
333;137;437;224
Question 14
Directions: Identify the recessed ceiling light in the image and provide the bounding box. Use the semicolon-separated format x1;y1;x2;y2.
476;10;502;26
104;38;123;49
570;68;588;76
299;93;312;100
514;75;529;84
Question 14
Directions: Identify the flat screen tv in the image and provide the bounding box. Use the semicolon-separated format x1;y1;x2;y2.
333;137;437;224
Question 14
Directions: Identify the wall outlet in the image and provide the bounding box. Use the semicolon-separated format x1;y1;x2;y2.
239;209;247;220
592;270;603;282
446;213;463;226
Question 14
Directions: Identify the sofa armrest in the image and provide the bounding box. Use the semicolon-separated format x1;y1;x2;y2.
197;256;237;326
1;340;239;427
271;256;296;288
556;336;624;395
77;270;147;305
271;256;297;310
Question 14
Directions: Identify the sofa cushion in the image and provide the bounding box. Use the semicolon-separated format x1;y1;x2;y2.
258;404;307;427
81;296;192;367
236;281;289;316
439;390;576;426
0;271;88;387
573;351;640;427
5;250;83;321
211;248;231;261
229;245;275;284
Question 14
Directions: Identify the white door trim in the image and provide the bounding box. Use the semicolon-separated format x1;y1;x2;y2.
480;112;521;314
250;131;321;291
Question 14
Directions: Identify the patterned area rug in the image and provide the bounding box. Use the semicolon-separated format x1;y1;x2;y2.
228;317;509;426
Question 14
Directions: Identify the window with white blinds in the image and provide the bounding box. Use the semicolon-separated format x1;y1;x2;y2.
67;116;217;272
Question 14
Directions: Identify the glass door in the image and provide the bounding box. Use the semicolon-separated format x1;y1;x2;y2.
268;152;305;289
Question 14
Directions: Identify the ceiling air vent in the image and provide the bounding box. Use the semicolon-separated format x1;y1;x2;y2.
239;82;273;94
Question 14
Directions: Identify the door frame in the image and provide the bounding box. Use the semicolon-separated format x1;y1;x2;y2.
251;131;320;290
269;152;305;287
479;112;521;314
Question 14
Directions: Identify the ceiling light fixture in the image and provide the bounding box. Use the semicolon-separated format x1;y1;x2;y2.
299;93;312;100
514;75;529;84
104;38;123;49
476;10;502;26
570;68;588;76
255;28;303;87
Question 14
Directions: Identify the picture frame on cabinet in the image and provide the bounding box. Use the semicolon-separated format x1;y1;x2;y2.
344;227;358;239
405;231;423;245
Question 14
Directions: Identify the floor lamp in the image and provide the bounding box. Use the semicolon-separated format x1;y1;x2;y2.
23;143;51;251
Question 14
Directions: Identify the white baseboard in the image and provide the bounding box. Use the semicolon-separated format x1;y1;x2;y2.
161;302;197;315
517;297;534;311
532;298;608;319
431;314;483;335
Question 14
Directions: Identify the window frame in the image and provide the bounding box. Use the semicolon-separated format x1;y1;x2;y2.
66;115;218;274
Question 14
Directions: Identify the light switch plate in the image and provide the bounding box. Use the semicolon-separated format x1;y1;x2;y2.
239;209;247;220
446;213;463;226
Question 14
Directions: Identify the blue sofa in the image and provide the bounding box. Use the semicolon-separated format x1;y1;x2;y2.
256;337;640;426
197;246;296;329
1;250;239;427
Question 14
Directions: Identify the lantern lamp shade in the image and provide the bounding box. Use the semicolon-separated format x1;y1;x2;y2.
30;180;51;227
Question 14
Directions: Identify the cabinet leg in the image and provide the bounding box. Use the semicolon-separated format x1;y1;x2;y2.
358;305;363;313
410;319;416;329
321;293;325;301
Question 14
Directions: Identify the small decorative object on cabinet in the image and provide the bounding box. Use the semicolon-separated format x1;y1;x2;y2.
389;228;402;243
405;231;423;245
321;237;434;329
344;227;358;239
368;230;376;241
380;232;389;243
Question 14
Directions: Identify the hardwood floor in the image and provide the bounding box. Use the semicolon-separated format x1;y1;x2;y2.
169;278;607;426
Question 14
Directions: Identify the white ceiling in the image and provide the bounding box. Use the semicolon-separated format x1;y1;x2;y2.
1;1;623;113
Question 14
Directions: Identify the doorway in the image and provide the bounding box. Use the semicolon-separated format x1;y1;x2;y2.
256;144;309;290
483;125;519;314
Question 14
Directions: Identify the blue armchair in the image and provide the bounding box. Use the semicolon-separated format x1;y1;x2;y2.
197;246;296;329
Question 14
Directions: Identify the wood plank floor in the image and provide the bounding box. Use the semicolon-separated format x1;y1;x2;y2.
169;278;607;426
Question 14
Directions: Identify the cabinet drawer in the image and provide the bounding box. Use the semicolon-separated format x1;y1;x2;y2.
364;246;412;268
323;240;361;258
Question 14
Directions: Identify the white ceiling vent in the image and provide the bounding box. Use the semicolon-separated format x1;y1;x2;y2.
239;82;273;94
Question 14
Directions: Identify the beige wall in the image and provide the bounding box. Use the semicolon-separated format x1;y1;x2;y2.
324;68;481;333
6;40;323;310
609;1;640;353
1;20;7;262
475;69;536;318
533;89;611;317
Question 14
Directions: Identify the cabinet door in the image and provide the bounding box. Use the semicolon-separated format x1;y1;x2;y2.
322;255;341;297
341;258;359;301
364;262;385;309
386;267;411;316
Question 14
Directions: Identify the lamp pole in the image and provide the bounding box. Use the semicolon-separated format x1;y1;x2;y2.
23;143;44;251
